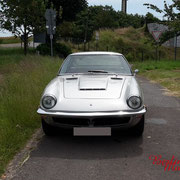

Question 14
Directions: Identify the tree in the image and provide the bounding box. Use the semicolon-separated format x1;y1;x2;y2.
0;0;46;55
144;0;180;34
145;12;160;24
90;6;119;29
56;5;147;42
68;6;119;42
118;12;145;28
46;0;88;25
144;0;180;60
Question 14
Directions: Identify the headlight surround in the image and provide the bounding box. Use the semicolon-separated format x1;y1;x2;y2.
42;95;57;109
127;96;142;109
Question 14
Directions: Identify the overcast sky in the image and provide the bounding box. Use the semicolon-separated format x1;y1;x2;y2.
0;0;174;37
88;0;173;17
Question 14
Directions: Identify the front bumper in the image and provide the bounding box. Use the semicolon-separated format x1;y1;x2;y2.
37;107;146;117
37;106;146;128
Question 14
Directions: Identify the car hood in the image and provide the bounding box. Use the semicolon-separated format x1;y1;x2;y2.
63;75;125;99
41;74;143;112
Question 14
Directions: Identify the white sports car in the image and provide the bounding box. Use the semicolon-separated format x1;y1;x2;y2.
37;52;146;136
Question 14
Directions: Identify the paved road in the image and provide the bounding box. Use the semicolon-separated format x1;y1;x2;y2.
0;42;40;48
12;77;180;180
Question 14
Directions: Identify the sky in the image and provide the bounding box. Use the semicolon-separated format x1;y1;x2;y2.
88;0;173;17
0;0;174;37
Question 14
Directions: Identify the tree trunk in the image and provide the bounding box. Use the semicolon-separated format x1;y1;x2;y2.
24;37;27;55
24;26;27;56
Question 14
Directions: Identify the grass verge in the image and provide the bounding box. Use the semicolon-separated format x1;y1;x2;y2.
134;60;180;97
0;37;21;44
0;48;36;67
0;48;24;67
0;55;62;175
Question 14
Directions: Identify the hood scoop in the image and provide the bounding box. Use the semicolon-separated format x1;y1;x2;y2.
66;77;78;80
63;76;125;99
80;88;106;91
111;77;123;80
79;77;107;91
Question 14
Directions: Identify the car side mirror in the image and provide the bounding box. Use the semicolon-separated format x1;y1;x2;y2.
134;69;139;75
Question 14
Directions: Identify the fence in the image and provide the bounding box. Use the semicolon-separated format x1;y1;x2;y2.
59;37;180;61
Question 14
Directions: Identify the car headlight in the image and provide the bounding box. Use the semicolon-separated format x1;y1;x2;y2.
127;96;142;109
42;95;57;109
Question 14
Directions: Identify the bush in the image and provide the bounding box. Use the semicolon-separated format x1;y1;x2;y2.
54;43;72;57
36;43;72;58
126;52;134;61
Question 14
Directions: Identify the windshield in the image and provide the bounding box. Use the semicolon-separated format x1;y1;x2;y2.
59;54;132;75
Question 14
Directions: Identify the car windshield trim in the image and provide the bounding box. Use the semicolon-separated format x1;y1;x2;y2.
58;72;133;76
59;54;133;75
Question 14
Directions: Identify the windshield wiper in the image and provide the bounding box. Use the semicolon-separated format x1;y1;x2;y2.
88;70;109;73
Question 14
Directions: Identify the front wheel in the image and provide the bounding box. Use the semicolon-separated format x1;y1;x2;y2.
131;115;145;137
41;119;56;136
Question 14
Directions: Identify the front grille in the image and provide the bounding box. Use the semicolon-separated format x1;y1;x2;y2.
93;117;130;126
53;116;130;127
53;117;89;126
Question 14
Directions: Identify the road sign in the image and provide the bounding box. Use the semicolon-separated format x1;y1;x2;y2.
152;31;162;42
45;9;56;35
148;23;180;47
46;26;56;35
147;23;168;43
45;9;56;57
45;9;56;22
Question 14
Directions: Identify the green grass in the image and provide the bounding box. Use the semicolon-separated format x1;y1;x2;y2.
133;60;180;97
133;60;180;71
0;48;36;66
0;37;21;44
0;36;33;44
0;48;24;67
0;54;62;175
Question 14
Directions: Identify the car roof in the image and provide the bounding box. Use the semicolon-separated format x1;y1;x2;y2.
71;51;122;56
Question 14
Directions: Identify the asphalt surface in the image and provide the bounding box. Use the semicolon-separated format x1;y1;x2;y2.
0;42;40;48
11;77;180;180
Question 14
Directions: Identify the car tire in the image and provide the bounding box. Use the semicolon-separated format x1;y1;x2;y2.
131;115;145;137
41;119;56;136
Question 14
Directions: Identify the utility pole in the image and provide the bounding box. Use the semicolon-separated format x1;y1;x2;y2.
121;0;128;14
174;33;177;61
84;9;89;51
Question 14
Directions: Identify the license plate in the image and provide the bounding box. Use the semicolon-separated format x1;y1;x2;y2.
73;127;111;136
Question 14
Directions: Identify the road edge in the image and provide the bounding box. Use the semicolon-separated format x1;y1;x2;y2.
1;129;44;180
